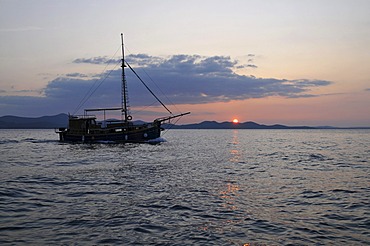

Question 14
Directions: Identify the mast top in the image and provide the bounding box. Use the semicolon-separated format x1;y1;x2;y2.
121;33;129;122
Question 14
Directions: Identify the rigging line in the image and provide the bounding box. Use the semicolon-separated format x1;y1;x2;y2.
126;61;172;115
73;45;121;115
139;66;181;114
129;101;158;115
125;46;181;114
161;114;183;137
77;62;120;113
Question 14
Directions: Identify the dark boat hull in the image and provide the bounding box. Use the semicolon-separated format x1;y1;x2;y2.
58;125;162;144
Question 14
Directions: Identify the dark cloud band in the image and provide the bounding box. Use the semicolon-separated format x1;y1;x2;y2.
0;54;332;116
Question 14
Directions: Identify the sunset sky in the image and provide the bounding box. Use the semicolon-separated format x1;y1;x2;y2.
1;0;369;127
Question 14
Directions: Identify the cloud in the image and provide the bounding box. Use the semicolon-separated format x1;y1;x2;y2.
120;54;331;104
65;73;89;78
73;56;120;65
0;54;332;116
365;88;370;92
244;64;258;68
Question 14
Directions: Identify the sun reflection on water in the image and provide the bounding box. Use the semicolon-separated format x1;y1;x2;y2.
229;130;242;163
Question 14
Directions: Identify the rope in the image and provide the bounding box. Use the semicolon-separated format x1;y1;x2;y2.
161;114;184;137
125;46;181;114
72;45;121;115
126;61;172;115
138;63;181;114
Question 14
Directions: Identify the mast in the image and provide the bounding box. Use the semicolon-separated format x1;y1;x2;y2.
121;33;129;122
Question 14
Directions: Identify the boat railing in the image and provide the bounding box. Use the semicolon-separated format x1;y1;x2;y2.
69;114;96;120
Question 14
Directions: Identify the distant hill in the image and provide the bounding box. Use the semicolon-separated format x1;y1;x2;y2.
163;121;315;129
165;121;370;129
0;114;68;129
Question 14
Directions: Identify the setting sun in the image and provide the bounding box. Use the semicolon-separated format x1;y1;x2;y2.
232;118;239;124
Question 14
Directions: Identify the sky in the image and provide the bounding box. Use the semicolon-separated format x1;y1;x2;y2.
0;0;369;127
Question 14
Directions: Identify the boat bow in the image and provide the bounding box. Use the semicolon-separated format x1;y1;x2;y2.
154;112;191;124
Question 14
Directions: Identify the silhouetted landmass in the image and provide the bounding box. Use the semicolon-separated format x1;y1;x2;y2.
163;121;315;129
165;121;370;129
0;114;68;129
0;114;369;129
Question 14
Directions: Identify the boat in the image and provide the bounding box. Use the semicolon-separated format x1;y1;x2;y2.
56;34;190;143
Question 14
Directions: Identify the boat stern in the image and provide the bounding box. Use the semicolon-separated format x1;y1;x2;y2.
55;128;68;141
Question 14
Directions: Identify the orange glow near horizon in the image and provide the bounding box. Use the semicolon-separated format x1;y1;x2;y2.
135;94;370;127
232;118;239;124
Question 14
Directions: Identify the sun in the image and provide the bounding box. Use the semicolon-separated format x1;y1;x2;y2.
232;118;239;124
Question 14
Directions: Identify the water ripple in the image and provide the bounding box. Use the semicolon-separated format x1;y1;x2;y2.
0;129;369;245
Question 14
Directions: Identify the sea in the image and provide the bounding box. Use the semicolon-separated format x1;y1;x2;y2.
0;129;369;245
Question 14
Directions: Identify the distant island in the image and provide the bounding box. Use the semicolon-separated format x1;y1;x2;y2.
163;121;315;129
0;114;69;129
0;114;369;129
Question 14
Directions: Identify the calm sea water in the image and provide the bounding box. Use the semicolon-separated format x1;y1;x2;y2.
0;129;369;245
